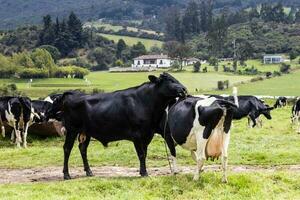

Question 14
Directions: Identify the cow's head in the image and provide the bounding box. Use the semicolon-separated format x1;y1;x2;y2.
148;72;187;98
31;101;53;123
256;99;274;120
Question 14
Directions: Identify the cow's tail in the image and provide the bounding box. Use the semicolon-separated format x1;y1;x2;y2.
233;87;239;107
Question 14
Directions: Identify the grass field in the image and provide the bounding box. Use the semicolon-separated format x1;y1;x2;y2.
85;22;162;36
219;70;300;96
0;104;300;199
99;33;163;50
1;172;299;200
0;71;253;98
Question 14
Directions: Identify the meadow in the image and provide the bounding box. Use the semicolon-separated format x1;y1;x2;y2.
0;103;300;199
0;71;253;98
99;33;163;50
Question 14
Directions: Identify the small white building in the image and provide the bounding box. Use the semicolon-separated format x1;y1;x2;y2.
132;54;173;68
263;55;284;64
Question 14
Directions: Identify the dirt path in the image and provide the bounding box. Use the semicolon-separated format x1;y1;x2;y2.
1;165;300;184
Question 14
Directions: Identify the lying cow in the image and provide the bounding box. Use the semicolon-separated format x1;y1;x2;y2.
166;96;237;183
209;95;273;128
0;96;32;148
45;73;187;180
274;97;287;108
291;97;300;133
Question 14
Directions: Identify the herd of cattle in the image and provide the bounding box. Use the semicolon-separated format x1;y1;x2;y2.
0;73;299;183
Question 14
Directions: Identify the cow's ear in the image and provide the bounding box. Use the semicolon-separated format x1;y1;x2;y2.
148;75;159;83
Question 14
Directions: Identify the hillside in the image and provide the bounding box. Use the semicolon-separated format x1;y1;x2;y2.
0;0;299;30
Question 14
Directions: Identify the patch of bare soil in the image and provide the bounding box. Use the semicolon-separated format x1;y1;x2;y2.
1;165;300;184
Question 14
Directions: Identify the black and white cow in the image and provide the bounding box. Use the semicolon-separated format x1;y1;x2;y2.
44;94;63;104
0;96;32;148
45;73;187;180
274;96;287;108
31;100;53;124
166;96;237;183
209;95;273;128
291;97;300;133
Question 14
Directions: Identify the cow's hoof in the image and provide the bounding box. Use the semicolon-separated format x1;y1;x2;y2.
86;170;94;177
64;174;71;180
222;178;228;183
140;172;148;177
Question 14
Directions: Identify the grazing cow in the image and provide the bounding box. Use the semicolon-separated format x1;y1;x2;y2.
30;100;53;124
291;97;300;133
45;73;187;180
274;97;287;108
209;95;273;128
0;96;32;147
167;96;237;182
44;94;63;104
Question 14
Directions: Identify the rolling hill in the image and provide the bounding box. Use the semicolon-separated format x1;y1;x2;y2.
0;0;299;30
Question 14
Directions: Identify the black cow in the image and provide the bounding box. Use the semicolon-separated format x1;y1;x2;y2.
209;95;273;128
45;73;187;180
31;100;53;123
44;94;63;104
166;96;237;183
274;97;287;108
0;96;32;148
291;97;300;133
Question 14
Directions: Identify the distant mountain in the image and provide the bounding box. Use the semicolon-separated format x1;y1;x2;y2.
0;0;299;30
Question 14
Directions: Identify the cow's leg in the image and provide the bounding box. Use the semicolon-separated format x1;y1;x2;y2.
1;125;5;138
63;130;77;180
78;134;93;177
134;140;148;176
23;122;29;148
221;131;230;183
164;133;178;174
193;133;208;181
14;122;21;148
249;114;257;128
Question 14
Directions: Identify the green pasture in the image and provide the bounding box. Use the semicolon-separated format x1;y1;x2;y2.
1;172;299;200
0;105;299;168
99;33;163;50
220;70;300;96
0;71;253;98
0;103;300;199
85;22;162;36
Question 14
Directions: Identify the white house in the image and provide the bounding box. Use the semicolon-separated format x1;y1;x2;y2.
263;55;284;64
132;54;173;68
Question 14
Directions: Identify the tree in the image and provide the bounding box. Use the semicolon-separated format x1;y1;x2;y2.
31;48;56;77
88;47;115;70
182;1;200;34
207;14;228;57
39;45;61;63
260;3;273;22
272;3;285;23
12;52;34;68
296;10;300;23
248;7;260;20
67;12;84;48
193;61;201;72
130;42;147;59
200;1;208;32
116;39;126;59
39;15;55;45
163;41;191;70
165;6;184;42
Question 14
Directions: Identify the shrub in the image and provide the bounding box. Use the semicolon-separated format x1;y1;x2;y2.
38;45;61;63
114;59;124;67
53;66;89;79
18;68;49;78
273;71;282;76
250;77;264;82
217;81;225;90
208;57;218;66
289;50;298;60
202;67;208;73
0;84;22;96
266;71;272;78
280;63;290;73
171;61;181;69
193;61;201;72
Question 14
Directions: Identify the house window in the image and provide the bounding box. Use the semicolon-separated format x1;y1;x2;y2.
159;60;163;64
137;60;140;65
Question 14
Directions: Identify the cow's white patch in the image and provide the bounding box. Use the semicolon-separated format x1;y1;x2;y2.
5;103;16;127
1;126;5;137
181;98;216;151
44;96;53;103
221;131;230;183
170;155;178;174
